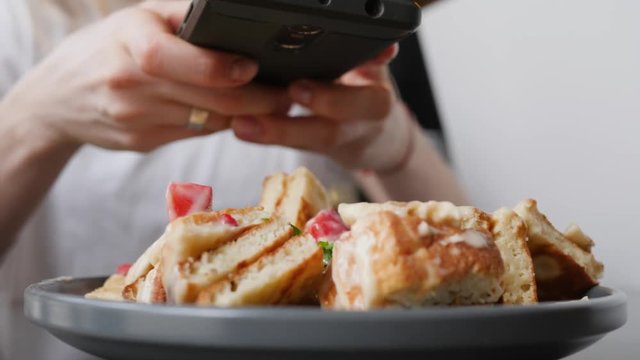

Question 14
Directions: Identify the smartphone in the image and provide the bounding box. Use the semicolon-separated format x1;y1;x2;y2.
177;0;422;86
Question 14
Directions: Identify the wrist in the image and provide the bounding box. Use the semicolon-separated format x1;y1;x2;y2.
375;109;417;175
0;97;80;250
357;101;416;172
0;97;80;158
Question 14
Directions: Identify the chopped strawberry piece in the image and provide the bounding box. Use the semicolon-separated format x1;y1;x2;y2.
221;213;239;226
115;263;132;276
305;209;349;242
166;182;213;221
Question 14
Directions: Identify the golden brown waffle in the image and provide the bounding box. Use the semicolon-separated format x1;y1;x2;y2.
514;199;603;301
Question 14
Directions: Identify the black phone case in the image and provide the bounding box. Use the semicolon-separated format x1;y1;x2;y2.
178;0;421;85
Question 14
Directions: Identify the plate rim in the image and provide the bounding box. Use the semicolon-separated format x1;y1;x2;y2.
24;276;628;350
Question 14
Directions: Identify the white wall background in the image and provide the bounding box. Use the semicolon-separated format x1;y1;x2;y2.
419;0;640;291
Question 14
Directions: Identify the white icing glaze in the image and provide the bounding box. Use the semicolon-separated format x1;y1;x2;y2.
357;233;376;308
417;204;428;219
440;230;488;248
417;221;431;237
392;207;409;218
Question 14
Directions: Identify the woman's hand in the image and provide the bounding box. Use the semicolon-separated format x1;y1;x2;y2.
229;44;414;172
1;1;289;152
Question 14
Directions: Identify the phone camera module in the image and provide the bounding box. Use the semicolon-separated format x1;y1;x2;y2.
365;0;385;18
287;25;324;36
275;37;306;50
274;25;324;52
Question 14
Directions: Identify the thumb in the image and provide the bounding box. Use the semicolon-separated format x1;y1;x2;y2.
366;44;400;67
340;44;398;85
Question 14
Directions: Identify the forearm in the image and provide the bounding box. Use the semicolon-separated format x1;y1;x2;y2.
372;127;469;204
0;99;79;260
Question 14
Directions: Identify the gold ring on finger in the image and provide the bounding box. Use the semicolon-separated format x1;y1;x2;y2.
187;107;209;130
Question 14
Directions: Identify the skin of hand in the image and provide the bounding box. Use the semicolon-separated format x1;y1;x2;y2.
230;45;414;172
0;0;291;258
230;44;469;204
1;0;289;153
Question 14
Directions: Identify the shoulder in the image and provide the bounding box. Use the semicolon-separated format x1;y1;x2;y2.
26;0;139;59
0;0;34;94
0;0;141;94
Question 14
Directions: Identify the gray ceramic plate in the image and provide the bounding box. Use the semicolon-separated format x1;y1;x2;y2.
25;277;627;360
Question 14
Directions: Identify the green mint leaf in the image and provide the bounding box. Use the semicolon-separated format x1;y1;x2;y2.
317;241;334;251
318;241;334;267
289;223;302;236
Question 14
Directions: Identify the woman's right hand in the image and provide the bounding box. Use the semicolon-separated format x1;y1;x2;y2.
1;1;289;152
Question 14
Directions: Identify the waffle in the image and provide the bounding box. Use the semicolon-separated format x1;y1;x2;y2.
324;201;505;309
514;199;603;301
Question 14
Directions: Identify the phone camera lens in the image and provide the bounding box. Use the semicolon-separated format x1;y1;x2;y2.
275;32;307;51
276;38;306;50
274;25;324;52
365;0;385;18
287;25;324;36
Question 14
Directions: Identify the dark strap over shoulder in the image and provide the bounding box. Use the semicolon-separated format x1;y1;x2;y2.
389;33;442;131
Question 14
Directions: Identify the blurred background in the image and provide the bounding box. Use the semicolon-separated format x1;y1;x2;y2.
419;2;639;357
420;0;639;293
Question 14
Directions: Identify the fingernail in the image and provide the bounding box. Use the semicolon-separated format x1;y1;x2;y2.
388;44;400;60
290;82;313;105
231;59;258;82
233;116;264;139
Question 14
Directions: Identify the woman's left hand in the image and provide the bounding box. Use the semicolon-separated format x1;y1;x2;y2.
230;44;414;171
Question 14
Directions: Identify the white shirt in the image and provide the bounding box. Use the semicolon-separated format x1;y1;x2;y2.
0;1;354;359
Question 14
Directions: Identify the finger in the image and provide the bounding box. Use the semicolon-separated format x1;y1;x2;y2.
231;115;383;156
99;86;232;131
361;44;399;67
118;126;217;153
146;126;217;144
341;46;396;85
137;103;231;131
288;80;392;121
121;10;258;87
340;64;391;86
157;82;291;116
139;0;191;31
231;115;338;152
